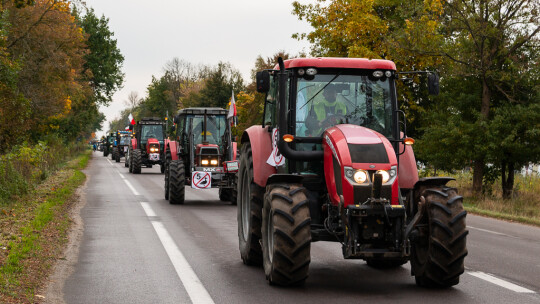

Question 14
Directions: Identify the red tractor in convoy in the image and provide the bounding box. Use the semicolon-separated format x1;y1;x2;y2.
237;57;467;287
127;117;166;174
163;108;239;205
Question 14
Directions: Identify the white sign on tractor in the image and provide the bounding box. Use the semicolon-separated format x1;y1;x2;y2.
192;171;211;189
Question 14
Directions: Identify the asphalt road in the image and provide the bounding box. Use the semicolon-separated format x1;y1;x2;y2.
63;152;540;303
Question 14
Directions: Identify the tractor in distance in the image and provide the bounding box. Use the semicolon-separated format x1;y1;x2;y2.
113;130;132;166
103;132;115;157
237;57;467;288
127;117;166;174
164;107;239;205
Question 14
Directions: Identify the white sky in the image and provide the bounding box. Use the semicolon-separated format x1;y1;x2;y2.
86;0;314;137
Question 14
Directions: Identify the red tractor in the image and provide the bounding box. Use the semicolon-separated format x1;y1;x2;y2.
237;57;467;287
163;108;239;204
127;117;166;174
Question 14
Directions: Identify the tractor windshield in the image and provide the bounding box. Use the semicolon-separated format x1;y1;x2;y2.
188;114;227;146
141;124;164;142
295;73;394;138
119;136;130;145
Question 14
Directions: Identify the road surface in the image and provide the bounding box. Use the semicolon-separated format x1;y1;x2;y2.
62;152;540;303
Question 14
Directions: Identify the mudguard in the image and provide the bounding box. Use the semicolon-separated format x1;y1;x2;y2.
241;126;276;187
131;138;138;150
398;142;419;190
164;139;179;160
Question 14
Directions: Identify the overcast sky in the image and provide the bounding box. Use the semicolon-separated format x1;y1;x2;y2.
86;0;314;136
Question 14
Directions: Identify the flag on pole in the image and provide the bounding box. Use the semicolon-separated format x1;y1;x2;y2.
228;91;237;127
128;113;135;125
125;125;130;130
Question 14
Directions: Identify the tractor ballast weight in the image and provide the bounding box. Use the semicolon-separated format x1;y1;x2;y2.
163;107;238;205
238;57;467;287
127;117;166;174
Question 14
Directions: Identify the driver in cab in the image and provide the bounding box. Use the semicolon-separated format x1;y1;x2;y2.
305;84;347;136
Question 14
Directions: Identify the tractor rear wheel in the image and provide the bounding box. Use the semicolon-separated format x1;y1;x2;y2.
113;148;120;162
124;152;129;167
219;188;231;202
262;183;311;286
410;186;468;288
168;160;185;204
164;158;170;200
237;143;264;266
128;150;133;172
230;173;238;205
132;149;142;174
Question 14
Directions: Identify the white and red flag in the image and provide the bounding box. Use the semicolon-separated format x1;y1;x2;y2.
227;91;237;127
128;113;135;125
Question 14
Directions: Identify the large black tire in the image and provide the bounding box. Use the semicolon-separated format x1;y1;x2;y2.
168;160;185;204
410;186;468;288
132;149;142;174
128;149;133;173
262;184;311;286
124;153;129;167
237;143;265;266
113;147;120;162
160;164;165;174
219;188;231;202
231;172;238;205
164;158;170;200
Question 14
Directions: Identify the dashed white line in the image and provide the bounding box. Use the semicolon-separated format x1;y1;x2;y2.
119;173;125;179
123;179;140;196
468;271;535;293
140;202;156;217
107;158;114;166
140;202;214;304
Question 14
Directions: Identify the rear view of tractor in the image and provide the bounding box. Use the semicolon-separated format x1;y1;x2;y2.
113;130;132;165
237;57;467;287
127;117;166;174
163;108;238;205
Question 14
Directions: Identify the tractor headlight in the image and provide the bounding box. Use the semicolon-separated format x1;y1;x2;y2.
210;159;218;166
376;170;390;183
150;146;159;153
201;159;209;165
353;170;368;184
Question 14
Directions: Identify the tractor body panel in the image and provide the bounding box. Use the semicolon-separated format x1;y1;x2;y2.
241;126;276;188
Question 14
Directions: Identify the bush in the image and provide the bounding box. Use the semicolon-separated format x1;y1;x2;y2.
0;138;87;206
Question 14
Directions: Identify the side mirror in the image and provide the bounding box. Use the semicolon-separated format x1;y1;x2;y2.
170;125;176;133
129;125;133;131
173;115;179;124
428;73;440;95
256;70;270;93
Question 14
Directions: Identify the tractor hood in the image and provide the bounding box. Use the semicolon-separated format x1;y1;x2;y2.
322;124;399;207
146;138;161;154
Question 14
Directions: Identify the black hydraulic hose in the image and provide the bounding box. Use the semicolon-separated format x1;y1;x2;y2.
276;57;323;161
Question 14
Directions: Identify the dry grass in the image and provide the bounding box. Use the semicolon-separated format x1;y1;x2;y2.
448;171;540;226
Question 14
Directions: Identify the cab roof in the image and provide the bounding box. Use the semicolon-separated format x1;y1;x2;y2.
277;57;396;71
177;107;227;116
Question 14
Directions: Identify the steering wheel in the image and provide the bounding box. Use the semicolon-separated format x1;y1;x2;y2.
320;114;347;129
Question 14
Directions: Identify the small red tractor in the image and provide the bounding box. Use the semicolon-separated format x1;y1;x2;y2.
163;107;238;204
237;57;467;287
127;117;166;174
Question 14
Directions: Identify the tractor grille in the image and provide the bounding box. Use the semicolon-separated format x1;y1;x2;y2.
348;143;389;163
353;185;392;204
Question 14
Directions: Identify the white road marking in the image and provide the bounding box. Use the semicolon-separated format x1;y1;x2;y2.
468;271;535;293
468;226;507;236
140;202;156;217
140;203;214;304
119;173;125;179
123;179;140;196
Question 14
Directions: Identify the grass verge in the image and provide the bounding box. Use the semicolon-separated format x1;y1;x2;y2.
0;150;90;303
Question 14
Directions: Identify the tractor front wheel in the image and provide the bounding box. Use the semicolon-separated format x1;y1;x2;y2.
262;183;311;286
113;148;120;163
410;186;468;288
164;158;170;200
132;149;142;174
237;143;264;266
168;160;185;204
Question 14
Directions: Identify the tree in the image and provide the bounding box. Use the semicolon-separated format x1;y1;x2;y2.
78;7;124;106
424;0;540;195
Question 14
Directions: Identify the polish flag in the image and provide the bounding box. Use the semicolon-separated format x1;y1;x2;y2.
128;113;135;125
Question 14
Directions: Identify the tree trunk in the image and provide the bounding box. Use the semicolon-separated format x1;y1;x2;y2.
472;159;484;195
501;161;515;200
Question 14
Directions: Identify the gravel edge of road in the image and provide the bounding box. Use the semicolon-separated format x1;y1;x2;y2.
41;170;89;304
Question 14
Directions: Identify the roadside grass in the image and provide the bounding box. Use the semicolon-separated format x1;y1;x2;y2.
443;171;540;226
0;150;90;303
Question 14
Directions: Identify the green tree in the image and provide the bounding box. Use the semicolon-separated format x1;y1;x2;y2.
78;7;124;106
